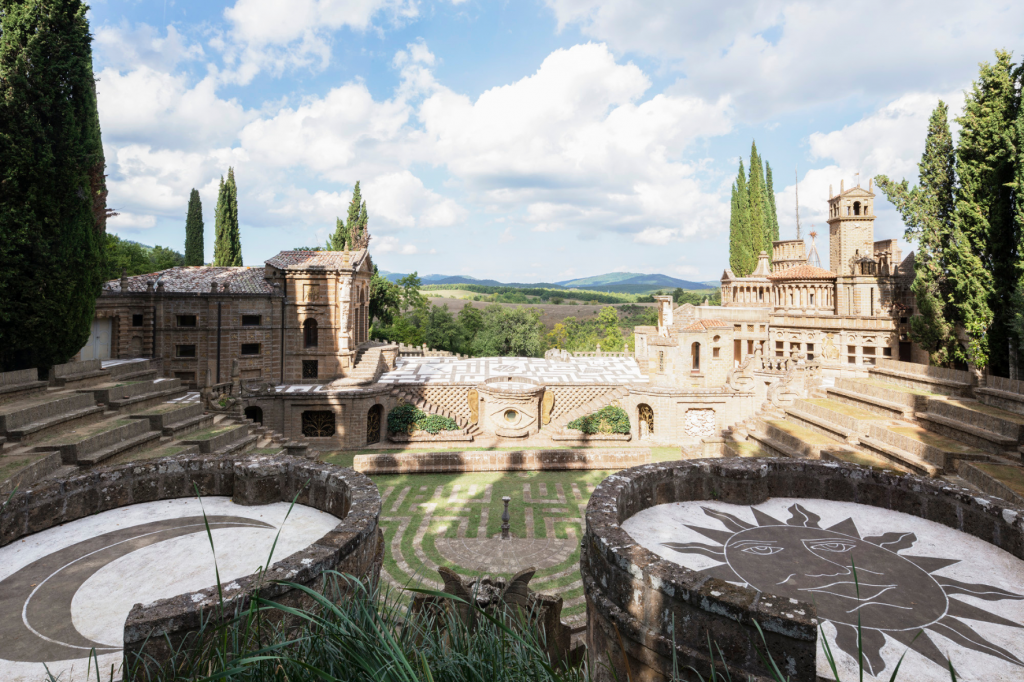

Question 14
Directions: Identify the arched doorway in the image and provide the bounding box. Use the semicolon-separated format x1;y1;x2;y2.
366;404;383;445
691;342;701;371
304;318;318;348
244;405;263;425
637;404;654;439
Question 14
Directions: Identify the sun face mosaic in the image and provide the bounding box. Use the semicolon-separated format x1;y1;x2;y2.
622;498;1024;682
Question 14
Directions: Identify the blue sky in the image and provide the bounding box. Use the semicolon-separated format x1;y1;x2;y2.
90;0;1024;282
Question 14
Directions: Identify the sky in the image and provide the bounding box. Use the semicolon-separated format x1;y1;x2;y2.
89;0;1024;283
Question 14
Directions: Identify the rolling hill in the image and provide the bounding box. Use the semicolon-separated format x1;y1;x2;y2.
379;270;715;292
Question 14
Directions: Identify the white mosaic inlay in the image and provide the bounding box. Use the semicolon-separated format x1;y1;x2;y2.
377;356;648;385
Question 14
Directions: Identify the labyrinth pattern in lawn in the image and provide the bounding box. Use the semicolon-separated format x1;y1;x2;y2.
373;471;601;628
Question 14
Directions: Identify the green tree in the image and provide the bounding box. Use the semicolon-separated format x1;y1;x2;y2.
421;304;465;352
149;245;185;271
765;162;780;245
397;272;427;312
213;168;242;266
876;101;959;365
369;265;402;329
948;51;1018;372
327;216;349;251
1013;88;1024;367
457;305;484;339
747;141;768;260
184;189;204;266
472;305;545;357
0;0;108;370
103;235;149;281
729;160;755;276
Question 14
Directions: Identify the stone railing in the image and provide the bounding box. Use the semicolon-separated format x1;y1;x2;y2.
380;340;467;358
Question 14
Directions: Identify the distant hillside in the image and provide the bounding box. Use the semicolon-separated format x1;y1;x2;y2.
379;270;715;292
556;272;648;287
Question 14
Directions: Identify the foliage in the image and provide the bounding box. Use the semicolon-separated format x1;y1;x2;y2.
472;305;545;357
327;215;349;251
728;143;781;277
765;161;780;244
876;102;958;366
747;141;769;260
418;304;466;353
458;305;484;339
0;0;107;370
567;405;630;434
398;272;428;312
423;283;634;303
369;264;402;328
102;235;185;281
213;168;242;266
184;188;204;266
729;159;754;276
387;403;459;434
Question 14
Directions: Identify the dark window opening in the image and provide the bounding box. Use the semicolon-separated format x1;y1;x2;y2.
132;314;144;326
174;371;196;387
177;315;197;327
366;405;383;444
302;360;319;379
242;315;261;326
713;347;720;358
883;347;893;357
176;345;196;358
302;410;335;437
303;318;318;348
240;343;260;356
245;406;264;425
691;342;700;371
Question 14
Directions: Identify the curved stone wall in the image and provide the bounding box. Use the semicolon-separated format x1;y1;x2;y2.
0;453;382;679
582;458;1024;682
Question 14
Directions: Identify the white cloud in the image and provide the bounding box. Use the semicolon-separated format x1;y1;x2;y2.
633;227;678;245
374;235;419;254
94;23;204;72
547;0;1024;120
107;212;158;231
364;172;466;229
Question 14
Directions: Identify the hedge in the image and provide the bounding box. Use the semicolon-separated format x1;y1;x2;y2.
387;404;460;434
566;405;630;434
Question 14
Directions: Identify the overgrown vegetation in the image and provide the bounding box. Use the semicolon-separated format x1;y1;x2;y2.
566;406;630;434
387;404;460;434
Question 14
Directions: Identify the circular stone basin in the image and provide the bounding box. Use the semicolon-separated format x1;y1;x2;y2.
623;498;1024;682
0;497;338;682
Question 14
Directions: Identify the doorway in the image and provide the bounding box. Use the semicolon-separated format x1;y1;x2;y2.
79;319;111;361
367;404;383;445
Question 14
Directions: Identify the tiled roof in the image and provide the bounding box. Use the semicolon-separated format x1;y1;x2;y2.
102;267;274;294
768;264;837;281
265;249;367;270
681;319;730;331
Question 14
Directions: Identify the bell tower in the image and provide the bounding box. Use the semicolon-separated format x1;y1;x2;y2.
827;178;876;276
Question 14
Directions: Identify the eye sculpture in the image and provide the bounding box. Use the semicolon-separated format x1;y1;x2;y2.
807;540;856;553
504;409;518;422
741;545;783;556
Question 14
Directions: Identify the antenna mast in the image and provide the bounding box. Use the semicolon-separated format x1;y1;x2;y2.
795;168;802;240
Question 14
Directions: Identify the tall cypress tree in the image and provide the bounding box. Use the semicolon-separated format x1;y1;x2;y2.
1013;81;1024;373
184;189;204;266
765;162;780;245
747;141;768;260
950;52;1017;372
347;181;362;233
0;0;107;371
876;102;958;365
213;168;242;266
729;160;755;276
327;216;349;250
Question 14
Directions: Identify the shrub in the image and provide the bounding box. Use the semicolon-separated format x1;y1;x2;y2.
387;403;459;434
566;405;630;434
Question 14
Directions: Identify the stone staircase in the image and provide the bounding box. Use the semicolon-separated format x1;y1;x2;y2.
337;343;390;385
389;388;481;438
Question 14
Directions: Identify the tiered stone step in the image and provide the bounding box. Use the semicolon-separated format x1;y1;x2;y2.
857;422;988;476
343;345;388;384
79;377;186;412
974;375;1024;418
915;399;1024;455
106;358;160;383
101;438;201;467
0;393;105;444
826;378;934;419
0;368;48;405
784;398;880;444
723;440;780;458
180;423;255;455
748;419;835;459
32;415;160;466
867;359;973;398
0;450;63;495
127;402;213;437
954;460;1024;506
48;359;112;389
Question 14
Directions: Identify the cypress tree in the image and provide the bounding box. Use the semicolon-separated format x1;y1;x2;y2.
876;102;958;365
950;52;1017;372
0;0;107;371
356;200;369;247
346;181;362;233
765;162;780;245
184;189;204;266
747;141;768;260
327;216;349;251
729;160;755;276
213;168;242;266
1013;82;1024;373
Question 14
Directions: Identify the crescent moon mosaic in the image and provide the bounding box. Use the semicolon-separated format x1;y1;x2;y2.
622;498;1024;681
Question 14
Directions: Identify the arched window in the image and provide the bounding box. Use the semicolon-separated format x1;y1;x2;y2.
244;406;263;425
854;201;861;215
303;318;318;348
638;404;654;438
691;342;700;371
366;404;383;444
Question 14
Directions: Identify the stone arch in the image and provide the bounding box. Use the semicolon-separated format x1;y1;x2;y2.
303;318;318;348
366;404;383;445
244;405;263;425
637;403;654;438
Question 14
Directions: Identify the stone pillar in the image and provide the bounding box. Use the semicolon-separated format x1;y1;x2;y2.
339;278;352;352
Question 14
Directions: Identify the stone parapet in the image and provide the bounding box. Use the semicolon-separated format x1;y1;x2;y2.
582;458;1024;682
353;447;650;474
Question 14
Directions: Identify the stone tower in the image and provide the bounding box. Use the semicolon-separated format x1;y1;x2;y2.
827;179;880;316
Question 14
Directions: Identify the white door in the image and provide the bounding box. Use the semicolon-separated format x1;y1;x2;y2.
79;319;112;361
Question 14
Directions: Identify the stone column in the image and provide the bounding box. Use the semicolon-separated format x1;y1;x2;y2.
339;278;352;353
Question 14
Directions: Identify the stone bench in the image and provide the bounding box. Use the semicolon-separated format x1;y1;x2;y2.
827;384;913;419
49;359;111;389
0;393;105;443
0;368;47;404
868;363;972;398
974;386;1024;418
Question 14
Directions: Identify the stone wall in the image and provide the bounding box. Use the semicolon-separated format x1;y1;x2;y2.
250;385;396;449
582;458;1024;682
353;448;651;474
0;452;382;678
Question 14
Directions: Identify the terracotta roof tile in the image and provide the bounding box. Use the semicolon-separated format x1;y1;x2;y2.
682;319;730;331
265;249;366;270
768;264;837;281
103;266;274;294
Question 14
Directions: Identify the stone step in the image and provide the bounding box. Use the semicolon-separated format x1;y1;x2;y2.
829;379;920;418
49;359;112;389
126;402;203;431
162;413;215;438
868;364;972;398
915;411;1018;455
785;407;860;444
34;416;162;466
0;368;48;405
0;393;106;444
925;399;1024;441
180;424;249;454
0;450;63;494
106;359;160;382
79;378;186;412
818;445;910;474
868;422;990;472
857;435;941;477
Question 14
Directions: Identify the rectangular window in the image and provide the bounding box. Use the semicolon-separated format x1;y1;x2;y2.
302;359;319;379
713;347;720;358
883;347;893;357
747;324;754;332
176;344;196;358
776;341;784;349
241;315;261;326
174;371;196;386
734;325;742;332
809;293;815;305
177;315;197;327
240;343;260;356
132;314;144;327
